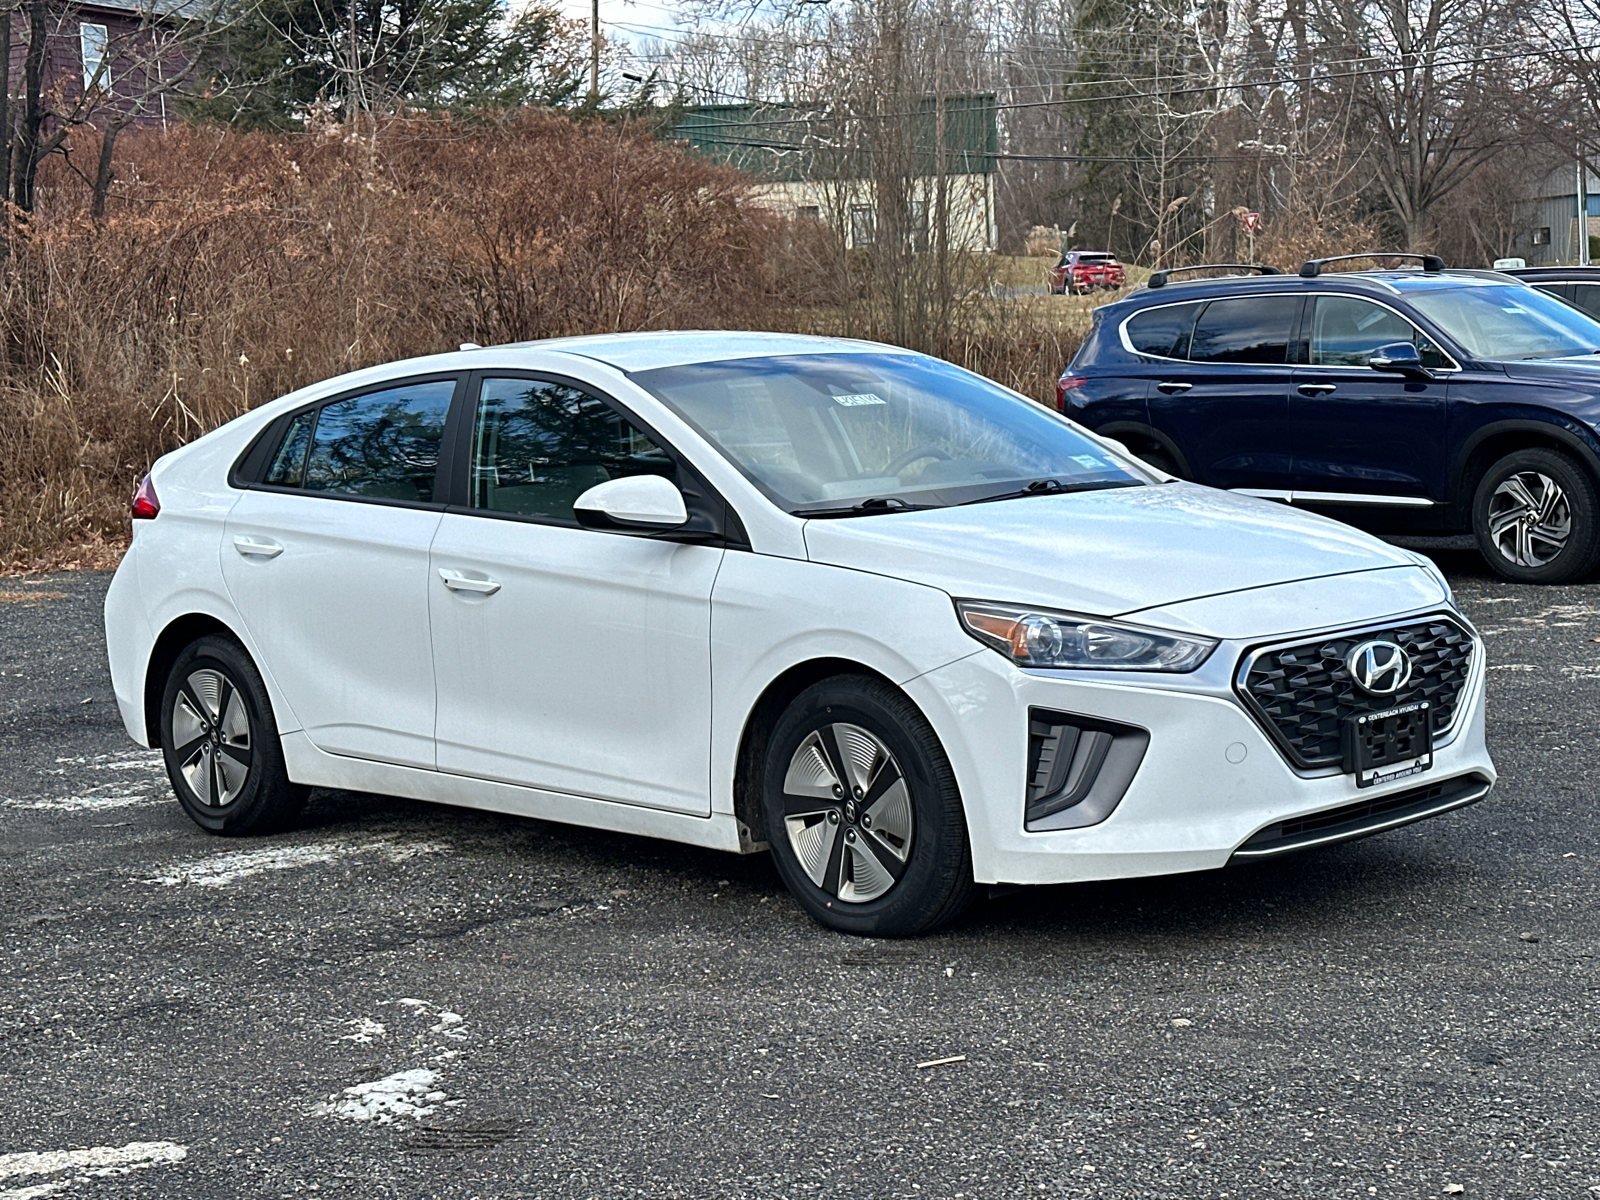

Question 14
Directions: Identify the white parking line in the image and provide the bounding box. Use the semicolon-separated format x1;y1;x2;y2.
141;836;450;888
0;1141;186;1200
2;752;168;813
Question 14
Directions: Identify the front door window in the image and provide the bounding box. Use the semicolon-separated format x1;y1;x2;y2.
469;378;674;522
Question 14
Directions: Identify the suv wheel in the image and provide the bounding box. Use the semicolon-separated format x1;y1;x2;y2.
159;635;307;835
1472;448;1600;583
761;676;974;937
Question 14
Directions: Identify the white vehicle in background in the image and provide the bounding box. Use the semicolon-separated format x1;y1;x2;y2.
104;333;1494;935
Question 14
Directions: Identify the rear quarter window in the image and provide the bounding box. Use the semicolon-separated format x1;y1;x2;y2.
1123;302;1201;359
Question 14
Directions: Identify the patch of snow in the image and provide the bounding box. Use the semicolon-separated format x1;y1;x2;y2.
141;836;450;888
0;1141;186;1200
339;1018;386;1044
312;1069;446;1124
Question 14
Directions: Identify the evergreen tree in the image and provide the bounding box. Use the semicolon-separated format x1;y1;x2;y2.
200;0;585;127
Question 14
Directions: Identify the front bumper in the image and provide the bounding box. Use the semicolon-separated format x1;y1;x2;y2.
904;612;1494;886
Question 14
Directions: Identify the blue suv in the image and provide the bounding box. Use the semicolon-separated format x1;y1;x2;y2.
1058;254;1600;583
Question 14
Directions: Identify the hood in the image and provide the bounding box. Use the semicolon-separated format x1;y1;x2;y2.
801;482;1426;619
1502;356;1600;384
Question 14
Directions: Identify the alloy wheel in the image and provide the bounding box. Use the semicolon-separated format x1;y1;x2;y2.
1487;471;1572;568
781;722;914;903
171;668;253;808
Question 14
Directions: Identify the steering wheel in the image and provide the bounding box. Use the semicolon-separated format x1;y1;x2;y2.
885;445;953;476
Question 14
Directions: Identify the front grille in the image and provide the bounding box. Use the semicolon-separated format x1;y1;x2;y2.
1238;615;1474;770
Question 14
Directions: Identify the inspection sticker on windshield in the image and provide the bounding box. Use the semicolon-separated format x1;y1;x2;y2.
1070;454;1104;468
832;392;887;407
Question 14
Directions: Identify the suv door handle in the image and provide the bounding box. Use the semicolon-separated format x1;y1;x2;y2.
1297;383;1338;395
232;536;283;559
1155;381;1192;394
438;568;501;596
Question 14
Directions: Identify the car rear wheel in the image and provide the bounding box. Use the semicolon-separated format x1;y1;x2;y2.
1472;448;1600;584
159;635;307;835
761;675;974;937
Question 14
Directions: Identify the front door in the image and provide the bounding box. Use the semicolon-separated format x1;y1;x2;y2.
1290;294;1449;507
1143;293;1300;493
222;377;458;768
428;375;723;815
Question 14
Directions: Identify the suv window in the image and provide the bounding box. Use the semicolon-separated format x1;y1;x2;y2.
1306;296;1449;368
1189;296;1294;364
469;378;675;522
1124;302;1201;359
281;379;455;502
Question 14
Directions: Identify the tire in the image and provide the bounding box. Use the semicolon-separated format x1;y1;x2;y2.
1137;447;1181;477
761;675;974;936
158;634;307;835
1471;448;1600;584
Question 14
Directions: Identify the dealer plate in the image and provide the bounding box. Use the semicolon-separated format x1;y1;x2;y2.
1342;701;1433;789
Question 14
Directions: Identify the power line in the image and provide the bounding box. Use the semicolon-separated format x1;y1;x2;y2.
652;42;1569;130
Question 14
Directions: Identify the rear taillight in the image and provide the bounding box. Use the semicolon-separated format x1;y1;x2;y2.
131;474;160;520
1056;374;1087;412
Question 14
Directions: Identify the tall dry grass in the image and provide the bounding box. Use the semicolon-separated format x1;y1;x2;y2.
0;113;1078;568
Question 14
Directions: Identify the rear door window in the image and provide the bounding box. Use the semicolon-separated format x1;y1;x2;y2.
298;380;455;502
469;378;675;522
1189;296;1295;364
1124;303;1201;359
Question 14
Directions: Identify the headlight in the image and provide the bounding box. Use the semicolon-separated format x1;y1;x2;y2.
956;601;1217;672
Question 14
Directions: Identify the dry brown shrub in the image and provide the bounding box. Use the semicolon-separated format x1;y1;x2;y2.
0;113;778;565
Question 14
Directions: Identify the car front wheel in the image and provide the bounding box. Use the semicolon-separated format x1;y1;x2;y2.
761;675;974;936
159;634;307;835
1472;448;1600;584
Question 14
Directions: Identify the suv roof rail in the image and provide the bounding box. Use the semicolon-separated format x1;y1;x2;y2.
1146;263;1283;289
1299;252;1445;278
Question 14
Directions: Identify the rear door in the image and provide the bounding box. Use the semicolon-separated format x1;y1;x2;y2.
1290;294;1450;509
222;376;460;768
1143;293;1300;493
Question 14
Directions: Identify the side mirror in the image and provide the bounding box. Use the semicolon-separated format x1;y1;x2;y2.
1369;341;1429;378
574;474;688;531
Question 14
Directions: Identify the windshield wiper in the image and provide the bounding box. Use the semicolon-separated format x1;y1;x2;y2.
793;496;939;519
958;478;1140;506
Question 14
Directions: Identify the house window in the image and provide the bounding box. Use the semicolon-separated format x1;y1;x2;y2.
850;205;876;247
1532;227;1551;247
794;205;820;222
80;22;108;91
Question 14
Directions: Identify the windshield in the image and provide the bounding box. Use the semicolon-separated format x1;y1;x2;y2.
633;352;1146;514
1407;285;1600;360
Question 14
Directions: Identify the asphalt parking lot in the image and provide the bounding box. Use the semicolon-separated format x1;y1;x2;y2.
1;553;1596;1200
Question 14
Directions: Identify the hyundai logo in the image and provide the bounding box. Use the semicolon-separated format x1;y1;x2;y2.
1348;640;1412;695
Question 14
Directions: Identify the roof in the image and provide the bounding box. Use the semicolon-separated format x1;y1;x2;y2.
669;97;998;183
1507;266;1600;282
514;330;919;374
1103;268;1528;314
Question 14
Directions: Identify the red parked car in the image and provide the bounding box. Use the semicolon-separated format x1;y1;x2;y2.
1049;250;1126;294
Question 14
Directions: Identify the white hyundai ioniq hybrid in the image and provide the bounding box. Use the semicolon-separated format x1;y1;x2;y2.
103;333;1494;935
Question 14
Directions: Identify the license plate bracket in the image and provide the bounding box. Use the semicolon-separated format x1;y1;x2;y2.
1343;701;1433;788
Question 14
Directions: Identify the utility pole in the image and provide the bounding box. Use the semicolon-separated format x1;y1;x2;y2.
1581;155;1592;266
590;0;599;108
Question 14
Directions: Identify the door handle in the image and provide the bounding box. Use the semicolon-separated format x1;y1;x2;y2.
438;568;501;596
1297;383;1338;396
232;536;283;559
1155;381;1193;394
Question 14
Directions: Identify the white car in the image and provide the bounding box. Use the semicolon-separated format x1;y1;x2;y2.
104;333;1495;935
